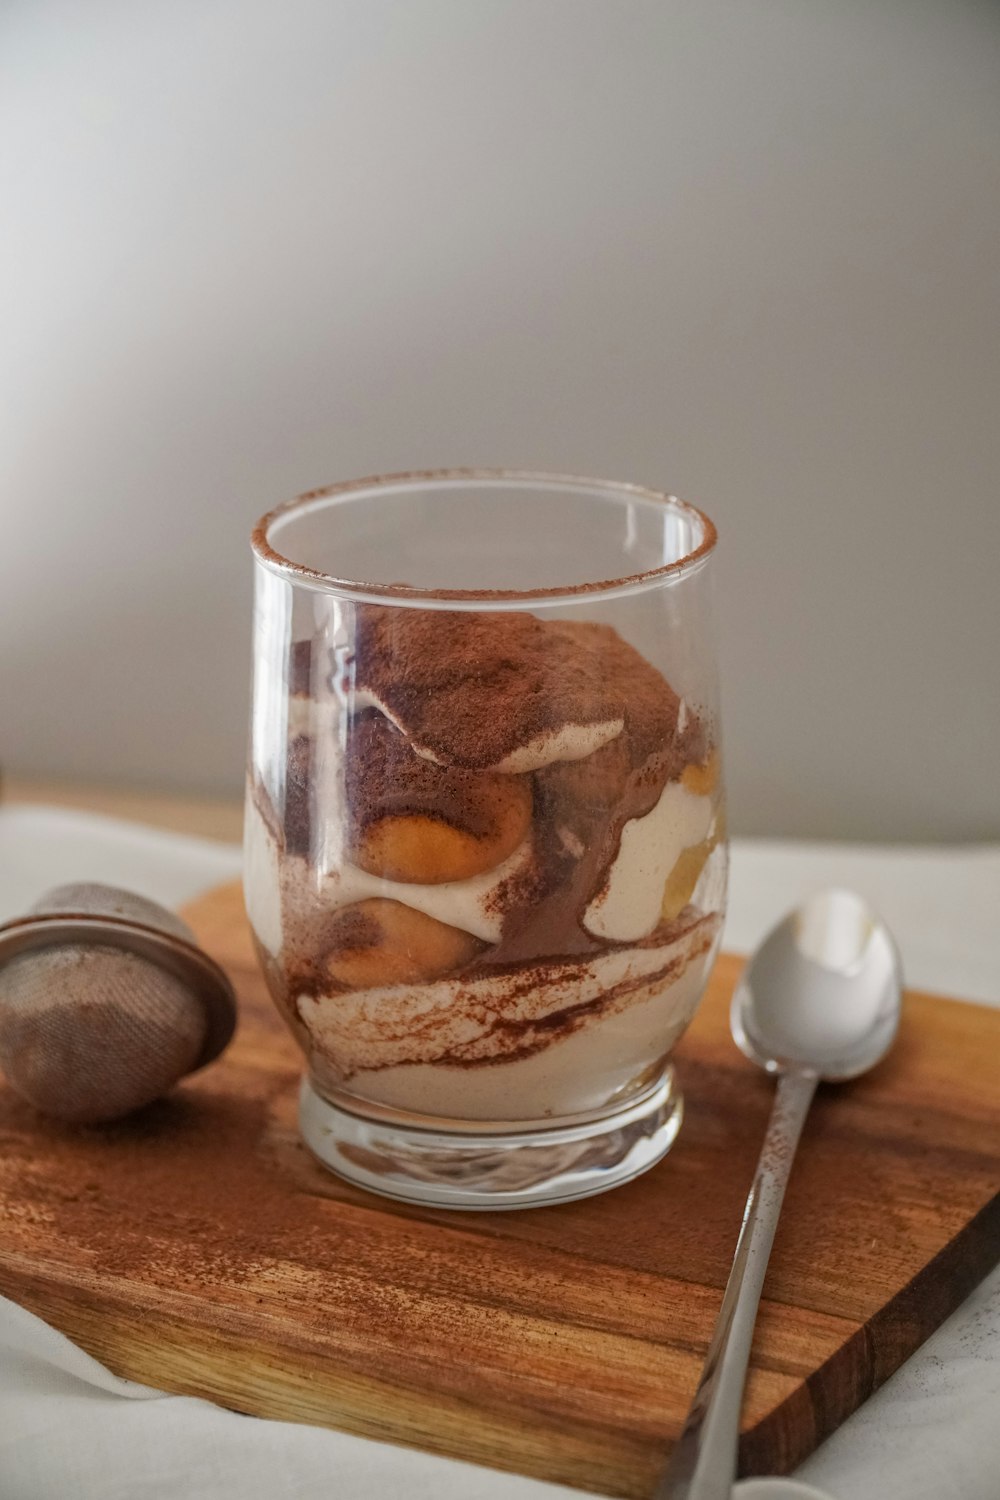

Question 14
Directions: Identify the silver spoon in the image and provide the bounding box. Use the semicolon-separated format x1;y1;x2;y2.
656;888;902;1500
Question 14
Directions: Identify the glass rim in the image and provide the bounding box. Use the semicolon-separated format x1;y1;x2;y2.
250;467;718;604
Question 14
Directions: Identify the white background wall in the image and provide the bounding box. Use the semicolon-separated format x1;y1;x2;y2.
2;0;998;840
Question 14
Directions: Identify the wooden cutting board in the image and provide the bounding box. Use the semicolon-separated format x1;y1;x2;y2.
1;881;997;1496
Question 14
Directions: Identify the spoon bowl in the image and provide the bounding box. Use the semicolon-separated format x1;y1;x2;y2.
731;887;902;1080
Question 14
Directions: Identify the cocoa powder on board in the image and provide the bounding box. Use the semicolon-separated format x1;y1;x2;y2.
0;1081;324;1284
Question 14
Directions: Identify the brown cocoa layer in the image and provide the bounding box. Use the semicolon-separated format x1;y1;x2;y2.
283;735;313;856
349;607;674;770
292;908;719;1076
344;713;526;844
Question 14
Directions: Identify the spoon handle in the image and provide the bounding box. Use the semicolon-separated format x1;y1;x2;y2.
654;1068;819;1500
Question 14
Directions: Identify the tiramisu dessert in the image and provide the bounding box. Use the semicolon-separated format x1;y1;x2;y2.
245;607;726;1122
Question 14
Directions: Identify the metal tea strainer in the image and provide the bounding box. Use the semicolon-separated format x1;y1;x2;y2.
0;882;236;1123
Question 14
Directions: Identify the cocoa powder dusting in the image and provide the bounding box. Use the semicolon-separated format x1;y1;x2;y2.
350;607;641;769
0;1082;328;1285
283;734;313;856
437;920;716;1068
325;905;382;951
288;638;315;697
344;714;525;843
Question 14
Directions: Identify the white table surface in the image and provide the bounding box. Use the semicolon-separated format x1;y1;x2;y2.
0;805;998;1500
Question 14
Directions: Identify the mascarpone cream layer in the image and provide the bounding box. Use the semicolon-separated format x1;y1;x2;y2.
243;793;283;957
303;914;719;1120
311;839;532;944
247;769;718;959
584;778;714;943
357;688;624;773
287;692;342;741
244;794;533;950
297;911;716;1075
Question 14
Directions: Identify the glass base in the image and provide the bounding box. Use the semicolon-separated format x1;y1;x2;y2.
298;1070;683;1210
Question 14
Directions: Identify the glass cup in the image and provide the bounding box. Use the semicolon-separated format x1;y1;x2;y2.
245;471;726;1208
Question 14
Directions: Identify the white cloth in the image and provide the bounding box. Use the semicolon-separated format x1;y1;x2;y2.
0;806;998;1499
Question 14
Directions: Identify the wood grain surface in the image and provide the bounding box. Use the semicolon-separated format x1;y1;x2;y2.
1;879;998;1496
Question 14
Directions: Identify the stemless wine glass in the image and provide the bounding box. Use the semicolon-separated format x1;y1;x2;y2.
245;470;726;1209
